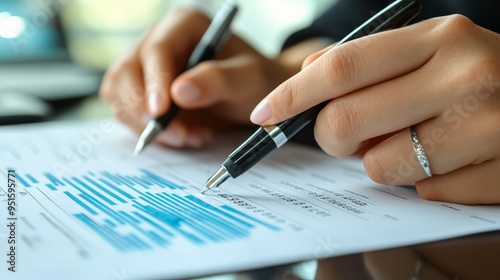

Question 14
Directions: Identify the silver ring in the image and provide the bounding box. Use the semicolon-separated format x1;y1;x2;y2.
410;125;432;178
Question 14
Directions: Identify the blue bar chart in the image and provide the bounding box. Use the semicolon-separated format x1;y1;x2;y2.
18;169;280;252
4;120;500;280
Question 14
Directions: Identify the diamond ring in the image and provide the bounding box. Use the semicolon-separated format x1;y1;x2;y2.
410;125;432;178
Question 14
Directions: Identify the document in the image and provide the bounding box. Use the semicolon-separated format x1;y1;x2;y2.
1;119;499;279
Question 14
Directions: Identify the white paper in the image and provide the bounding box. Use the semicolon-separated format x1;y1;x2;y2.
1;119;499;280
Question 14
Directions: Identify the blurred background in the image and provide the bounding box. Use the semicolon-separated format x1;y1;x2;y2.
0;0;337;125
62;0;337;67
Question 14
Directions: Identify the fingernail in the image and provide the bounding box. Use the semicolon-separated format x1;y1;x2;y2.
172;81;200;103
157;123;184;147
250;98;272;124
148;91;164;115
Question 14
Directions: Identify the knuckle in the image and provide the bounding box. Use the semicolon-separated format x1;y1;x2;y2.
102;58;145;106
323;99;360;145
480;111;500;155
482;103;500;123
476;58;500;81
314;120;337;157
457;57;499;88
139;42;164;63
273;80;299;119
433;14;476;41
363;150;390;184
323;46;360;89
128;86;146;112
98;80;112;103
110;99;129;122
493;113;500;142
444;14;475;31
249;57;270;90
99;61;126;103
114;109;128;123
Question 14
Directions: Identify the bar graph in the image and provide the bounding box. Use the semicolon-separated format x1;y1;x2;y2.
18;169;280;252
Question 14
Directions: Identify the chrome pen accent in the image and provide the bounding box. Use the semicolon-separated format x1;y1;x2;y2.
264;125;287;148
201;167;230;194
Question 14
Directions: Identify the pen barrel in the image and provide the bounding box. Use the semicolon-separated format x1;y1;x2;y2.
223;102;328;178
223;128;277;178
277;101;327;138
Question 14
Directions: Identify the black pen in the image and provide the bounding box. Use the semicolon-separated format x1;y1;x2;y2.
134;1;238;156
202;0;422;194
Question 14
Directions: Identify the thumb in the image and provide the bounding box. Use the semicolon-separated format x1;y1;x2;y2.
171;56;274;122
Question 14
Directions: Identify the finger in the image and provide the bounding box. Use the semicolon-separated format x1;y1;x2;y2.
313;59;467;157
101;57;149;134
415;159;500;204
362;111;500;185
250;19;440;125
171;55;270;121
140;8;211;116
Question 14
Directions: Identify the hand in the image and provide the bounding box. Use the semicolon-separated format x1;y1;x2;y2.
250;15;500;204
99;7;327;148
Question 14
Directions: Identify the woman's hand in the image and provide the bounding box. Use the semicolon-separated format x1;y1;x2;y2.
250;15;500;204
100;7;325;148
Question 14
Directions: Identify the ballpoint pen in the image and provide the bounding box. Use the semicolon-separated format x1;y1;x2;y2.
202;0;422;194
133;1;238;156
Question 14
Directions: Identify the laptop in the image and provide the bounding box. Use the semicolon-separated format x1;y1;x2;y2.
0;0;101;124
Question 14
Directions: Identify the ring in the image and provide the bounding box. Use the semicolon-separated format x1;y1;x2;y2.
410;125;432;178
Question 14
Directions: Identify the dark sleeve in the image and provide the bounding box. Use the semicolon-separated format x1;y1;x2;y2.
283;0;388;49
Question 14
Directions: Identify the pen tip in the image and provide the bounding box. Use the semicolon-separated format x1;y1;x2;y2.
133;142;144;157
133;120;163;157
202;167;230;195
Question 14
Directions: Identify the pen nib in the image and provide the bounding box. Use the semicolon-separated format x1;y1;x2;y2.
132;120;163;156
133;142;144;157
202;167;230;194
201;187;211;194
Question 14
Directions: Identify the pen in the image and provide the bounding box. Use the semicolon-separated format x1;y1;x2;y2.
134;1;238;156
202;0;422;194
